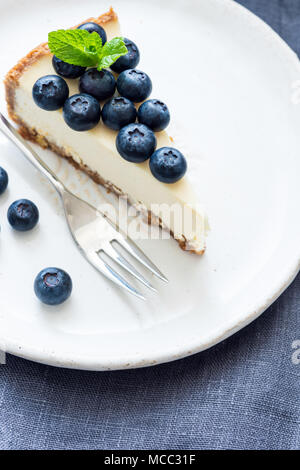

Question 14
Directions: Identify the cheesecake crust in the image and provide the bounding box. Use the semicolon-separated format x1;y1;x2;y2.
4;7;205;255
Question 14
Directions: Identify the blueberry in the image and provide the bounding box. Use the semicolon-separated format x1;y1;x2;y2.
79;68;116;101
32;75;69;111
77;22;107;45
0;167;8;195
116;123;156;163
117;69;152;103
63;94;101;131
111;38;140;73
138;99;170;132
52;56;86;79
34;267;72;306
7;199;39;231
102;97;137;130
149;147;187;183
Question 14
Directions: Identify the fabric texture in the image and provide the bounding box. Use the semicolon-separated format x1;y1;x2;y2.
0;0;300;450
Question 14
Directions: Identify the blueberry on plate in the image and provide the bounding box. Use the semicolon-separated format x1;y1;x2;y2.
116;123;156;163
32;75;69;111
117;69;152;103
77;22;107;45
7;199;39;231
79;68;116;101
34;267;72;306
63;94;101;131
0;167;8;195
149;147;187;183
102;97;137;130
110;38;140;73
138;99;170;132
52;56;86;79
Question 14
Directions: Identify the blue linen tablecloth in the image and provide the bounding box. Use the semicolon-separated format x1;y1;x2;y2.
0;0;300;450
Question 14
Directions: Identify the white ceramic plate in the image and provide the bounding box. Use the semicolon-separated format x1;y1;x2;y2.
0;0;300;370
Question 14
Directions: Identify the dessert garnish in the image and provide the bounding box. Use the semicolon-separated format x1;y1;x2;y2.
34;267;73;305
102;97;137;130
116;69;152;102
52;55;86;79
48;29;128;72
7;199;39;231
116;123;157;163
150;148;187;183
110;38;140;73
0;167;9;195
33;75;69;111
138;99;170;132
77;22;107;45
31;25;188;183
63;93;101;131
79;68;116;101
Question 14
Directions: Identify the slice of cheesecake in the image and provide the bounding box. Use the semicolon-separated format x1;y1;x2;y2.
5;8;208;254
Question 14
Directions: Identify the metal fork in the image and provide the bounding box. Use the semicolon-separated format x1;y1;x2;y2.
0;113;168;300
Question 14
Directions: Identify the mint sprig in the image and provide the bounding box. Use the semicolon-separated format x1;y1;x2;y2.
48;29;128;71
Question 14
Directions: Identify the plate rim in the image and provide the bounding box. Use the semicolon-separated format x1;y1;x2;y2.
1;0;300;370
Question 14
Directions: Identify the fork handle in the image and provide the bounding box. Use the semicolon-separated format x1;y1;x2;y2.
0;113;65;194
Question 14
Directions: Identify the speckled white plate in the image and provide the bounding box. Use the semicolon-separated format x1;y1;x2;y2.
0;0;300;370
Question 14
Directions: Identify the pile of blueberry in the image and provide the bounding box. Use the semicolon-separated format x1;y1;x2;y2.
32;22;187;184
0;167;72;306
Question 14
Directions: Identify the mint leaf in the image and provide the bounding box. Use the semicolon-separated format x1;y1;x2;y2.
48;30;128;71
48;30;102;67
97;37;128;71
